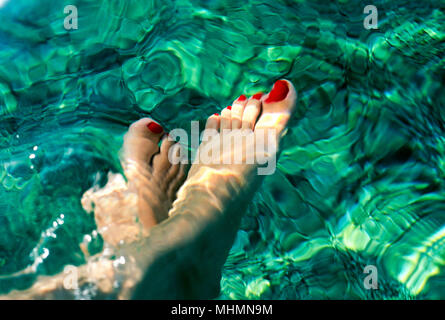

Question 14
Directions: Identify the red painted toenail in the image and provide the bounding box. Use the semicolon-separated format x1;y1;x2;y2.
252;92;263;100
265;80;289;103
214;113;219;116
238;94;247;101
227;106;232;110
147;122;163;134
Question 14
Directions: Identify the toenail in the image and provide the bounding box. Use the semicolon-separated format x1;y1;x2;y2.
214;113;219;116
252;92;263;100
238;94;247;101
265;80;289;103
227;106;232;110
147;122;163;134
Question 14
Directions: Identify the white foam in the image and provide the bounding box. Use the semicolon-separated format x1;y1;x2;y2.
0;0;9;9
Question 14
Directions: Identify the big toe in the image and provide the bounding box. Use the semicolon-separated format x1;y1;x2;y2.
123;118;165;169
255;79;297;136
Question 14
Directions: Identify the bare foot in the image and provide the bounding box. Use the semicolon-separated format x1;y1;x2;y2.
170;79;297;220
3;81;297;300
81;118;186;246
131;80;297;299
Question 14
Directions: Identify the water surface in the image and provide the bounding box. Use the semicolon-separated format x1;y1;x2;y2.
0;0;444;299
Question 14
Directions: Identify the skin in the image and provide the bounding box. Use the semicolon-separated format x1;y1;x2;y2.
1;79;297;300
81;118;187;246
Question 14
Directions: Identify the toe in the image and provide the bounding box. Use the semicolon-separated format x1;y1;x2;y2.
255;79;297;134
128;118;164;140
220;106;232;131
152;136;176;177
205;113;221;131
231;95;247;129
203;113;220;141
166;143;186;182
123;118;165;167
167;162;187;201
241;93;262;130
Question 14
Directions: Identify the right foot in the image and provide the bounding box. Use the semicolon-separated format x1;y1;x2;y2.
134;80;297;299
170;79;297;221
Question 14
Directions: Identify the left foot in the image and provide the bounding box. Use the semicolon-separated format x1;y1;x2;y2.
81;118;186;246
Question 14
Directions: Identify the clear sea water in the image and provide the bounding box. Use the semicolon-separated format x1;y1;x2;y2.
0;0;444;299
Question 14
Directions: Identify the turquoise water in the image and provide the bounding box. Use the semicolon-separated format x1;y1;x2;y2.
0;0;444;299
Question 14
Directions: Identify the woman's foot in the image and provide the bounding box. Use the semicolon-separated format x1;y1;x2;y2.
3;80;297;300
170;79;297;220
81;118;186;246
132;80;297;299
